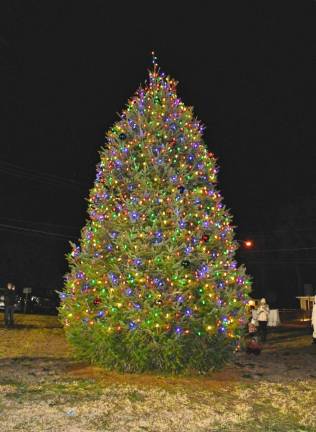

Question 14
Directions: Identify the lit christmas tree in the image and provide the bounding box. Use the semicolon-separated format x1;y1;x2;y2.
59;55;251;372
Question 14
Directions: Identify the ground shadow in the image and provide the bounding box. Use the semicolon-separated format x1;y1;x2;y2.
0;323;62;330
0;356;74;363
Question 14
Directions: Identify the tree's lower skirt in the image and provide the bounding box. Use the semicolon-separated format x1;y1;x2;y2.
66;327;236;373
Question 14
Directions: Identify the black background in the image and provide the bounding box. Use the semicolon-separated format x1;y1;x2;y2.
1;1;315;306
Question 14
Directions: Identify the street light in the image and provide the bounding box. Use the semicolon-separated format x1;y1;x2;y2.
243;240;254;249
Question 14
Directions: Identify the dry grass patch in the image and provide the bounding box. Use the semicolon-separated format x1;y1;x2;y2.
0;314;315;431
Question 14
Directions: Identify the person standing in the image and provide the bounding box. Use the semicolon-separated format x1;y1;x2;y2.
312;295;316;344
250;305;258;327
257;298;269;342
4;282;16;328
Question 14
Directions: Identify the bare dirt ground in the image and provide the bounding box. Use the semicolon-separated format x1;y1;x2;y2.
0;314;315;432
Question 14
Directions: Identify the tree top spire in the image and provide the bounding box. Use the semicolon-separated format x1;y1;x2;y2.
151;50;158;73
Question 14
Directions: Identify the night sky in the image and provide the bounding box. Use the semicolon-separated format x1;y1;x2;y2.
1;1;315;304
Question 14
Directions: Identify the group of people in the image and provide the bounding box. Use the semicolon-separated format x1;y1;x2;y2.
3;282;16;328
247;296;316;355
248;298;270;343
246;298;272;355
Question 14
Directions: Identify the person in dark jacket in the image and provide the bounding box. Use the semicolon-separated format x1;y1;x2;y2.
4;282;16;328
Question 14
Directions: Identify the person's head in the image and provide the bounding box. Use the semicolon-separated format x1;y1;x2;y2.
260;298;266;305
7;282;13;290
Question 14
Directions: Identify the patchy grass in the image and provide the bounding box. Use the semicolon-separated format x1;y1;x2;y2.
0;313;315;431
0;313;71;359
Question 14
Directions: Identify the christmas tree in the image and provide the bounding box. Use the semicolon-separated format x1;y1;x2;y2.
59;55;251;373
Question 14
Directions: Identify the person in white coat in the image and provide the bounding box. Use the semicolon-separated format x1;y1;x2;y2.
257;298;270;342
312;295;316;344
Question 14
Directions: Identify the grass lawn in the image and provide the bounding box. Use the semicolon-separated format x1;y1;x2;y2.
0;313;315;432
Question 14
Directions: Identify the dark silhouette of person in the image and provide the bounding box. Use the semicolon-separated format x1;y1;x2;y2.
4;282;16;328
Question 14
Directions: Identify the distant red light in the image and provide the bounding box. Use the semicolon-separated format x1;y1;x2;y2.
244;240;254;248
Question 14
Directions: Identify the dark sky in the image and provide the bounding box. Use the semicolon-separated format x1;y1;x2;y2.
1;1;316;299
